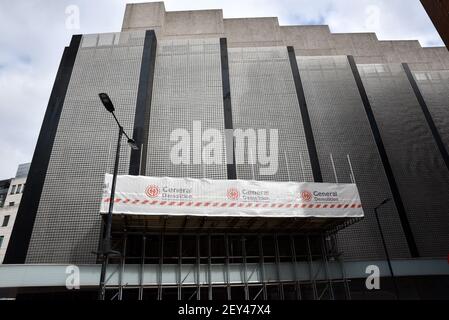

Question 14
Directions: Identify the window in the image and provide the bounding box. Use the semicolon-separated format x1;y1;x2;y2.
0;236;3;248
9;202;14;207
16;184;22;194
2;215;10;227
415;73;427;81
374;64;387;73
10;185;16;194
22;183;25;193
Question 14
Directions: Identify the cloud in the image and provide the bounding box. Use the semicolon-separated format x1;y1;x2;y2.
322;0;442;46
0;0;443;179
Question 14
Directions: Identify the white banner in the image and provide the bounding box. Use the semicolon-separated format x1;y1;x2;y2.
100;174;364;218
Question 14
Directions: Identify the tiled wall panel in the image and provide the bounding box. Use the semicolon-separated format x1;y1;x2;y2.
26;32;146;263
358;63;449;257
228;47;314;182
413;70;449;151
297;56;411;260
145;38;227;179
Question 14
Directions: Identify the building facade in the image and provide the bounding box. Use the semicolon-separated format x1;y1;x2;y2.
3;2;449;299
0;163;30;264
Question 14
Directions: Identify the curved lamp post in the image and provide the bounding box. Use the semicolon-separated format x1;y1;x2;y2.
98;93;138;300
374;198;400;300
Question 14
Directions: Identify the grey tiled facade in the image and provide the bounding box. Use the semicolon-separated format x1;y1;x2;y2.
358;64;449;257
228;47;314;182
413;70;449;151
297;56;410;259
26;32;146;263
146;38;228;179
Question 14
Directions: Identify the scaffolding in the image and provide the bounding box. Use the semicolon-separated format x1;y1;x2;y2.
102;220;353;300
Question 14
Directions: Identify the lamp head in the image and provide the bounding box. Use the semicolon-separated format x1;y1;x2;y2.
127;139;139;151
99;93;115;113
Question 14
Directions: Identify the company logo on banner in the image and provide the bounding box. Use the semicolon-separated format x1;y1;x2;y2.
226;188;240;200
146;185;160;198
101;174;364;219
300;190;313;202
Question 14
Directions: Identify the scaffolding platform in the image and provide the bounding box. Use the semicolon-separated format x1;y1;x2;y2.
111;214;361;235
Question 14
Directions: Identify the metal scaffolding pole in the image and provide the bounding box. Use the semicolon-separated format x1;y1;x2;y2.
225;234;231;300
306;236;318;300
208;234;212;300
241;236;249;300
118;233;127;301
196;235;201;300
258;235;268;300
334;234;351;300
320;235;335;300
139;235;146;300
274;234;285;300
290;235;302;300
157;232;164;300
340;258;351;300
178;235;182;300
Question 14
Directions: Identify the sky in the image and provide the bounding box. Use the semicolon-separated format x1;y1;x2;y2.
0;0;443;179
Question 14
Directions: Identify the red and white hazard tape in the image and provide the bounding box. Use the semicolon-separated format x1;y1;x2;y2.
103;198;362;209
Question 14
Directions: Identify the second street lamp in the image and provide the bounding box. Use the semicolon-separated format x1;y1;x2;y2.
98;92;139;300
374;198;400;300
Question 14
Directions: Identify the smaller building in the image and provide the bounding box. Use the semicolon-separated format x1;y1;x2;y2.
0;163;30;264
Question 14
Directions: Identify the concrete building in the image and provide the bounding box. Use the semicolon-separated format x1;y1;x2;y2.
0;163;30;264
2;2;449;299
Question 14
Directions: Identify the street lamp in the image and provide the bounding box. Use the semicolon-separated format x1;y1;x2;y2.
98;93;139;300
374;198;400;300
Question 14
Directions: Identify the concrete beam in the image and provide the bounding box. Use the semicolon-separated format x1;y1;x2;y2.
0;259;448;288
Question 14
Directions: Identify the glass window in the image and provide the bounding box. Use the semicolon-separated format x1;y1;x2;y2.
16;184;22;194
2;215;10;227
81;34;98;48
415;73;427;81
10;185;16;194
9;202;14;207
113;32;121;45
98;33;114;46
0;236;3;248
375;64;387;73
22;183;26;193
